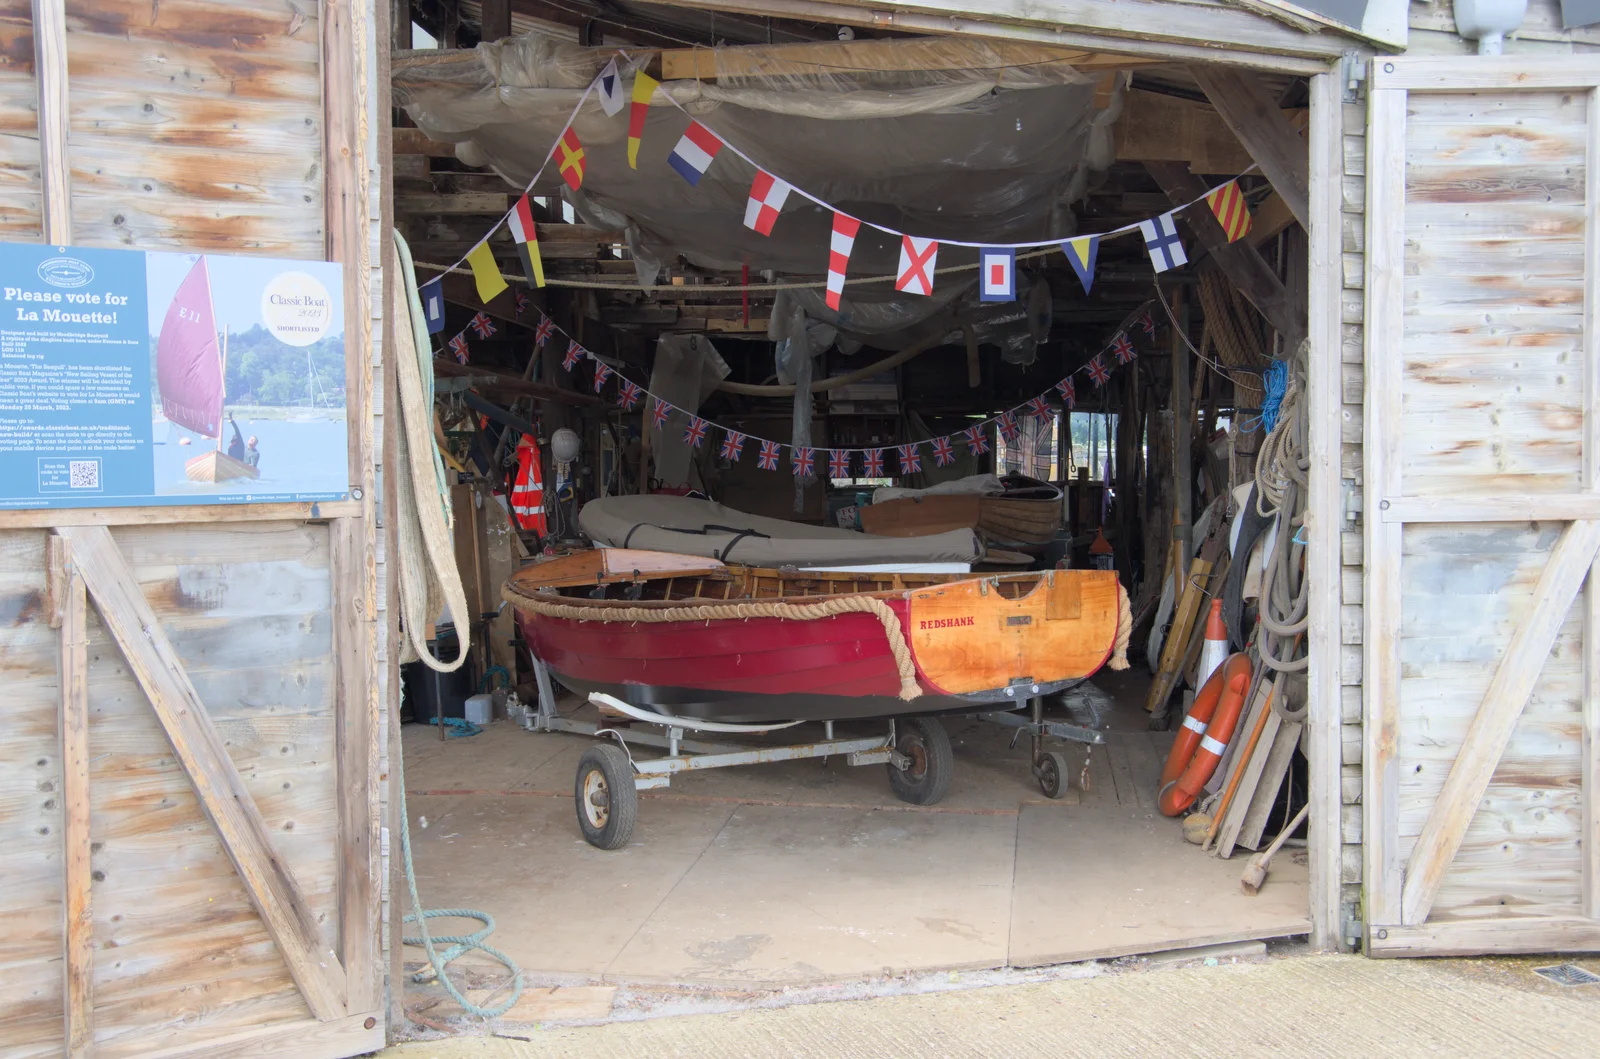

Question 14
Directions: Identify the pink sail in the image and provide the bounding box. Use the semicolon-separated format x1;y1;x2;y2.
157;256;224;439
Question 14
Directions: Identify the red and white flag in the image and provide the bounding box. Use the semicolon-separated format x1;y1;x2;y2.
895;236;938;297
744;171;792;237
826;213;860;311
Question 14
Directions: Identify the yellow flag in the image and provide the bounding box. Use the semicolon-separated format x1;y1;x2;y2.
466;240;507;304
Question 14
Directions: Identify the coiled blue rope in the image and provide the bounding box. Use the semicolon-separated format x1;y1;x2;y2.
1255;358;1289;434
397;749;524;1017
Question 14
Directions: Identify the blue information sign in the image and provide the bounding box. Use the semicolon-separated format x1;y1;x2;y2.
0;242;350;508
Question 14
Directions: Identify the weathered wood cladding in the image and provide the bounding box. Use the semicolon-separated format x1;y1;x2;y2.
0;0;385;1053
61;0;326;255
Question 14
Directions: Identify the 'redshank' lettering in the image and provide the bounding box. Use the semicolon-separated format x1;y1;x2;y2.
919;616;976;630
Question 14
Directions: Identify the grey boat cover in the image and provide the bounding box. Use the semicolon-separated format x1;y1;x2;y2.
579;495;983;566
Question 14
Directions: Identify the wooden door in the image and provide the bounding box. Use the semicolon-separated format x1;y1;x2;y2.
1363;57;1600;956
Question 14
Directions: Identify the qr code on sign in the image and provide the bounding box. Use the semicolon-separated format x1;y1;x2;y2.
68;460;100;490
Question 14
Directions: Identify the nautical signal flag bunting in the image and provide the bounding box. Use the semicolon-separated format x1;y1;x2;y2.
668;121;723;186
980;247;1015;302
1063;235;1099;295
826;214;860;311
744;171;792;237
896;236;938;297
1140;210;1187;273
1205;180;1252;243
627;70;658;169
557;126;586;190
507;194;546;288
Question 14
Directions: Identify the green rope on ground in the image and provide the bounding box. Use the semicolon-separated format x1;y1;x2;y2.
397;749;524;1018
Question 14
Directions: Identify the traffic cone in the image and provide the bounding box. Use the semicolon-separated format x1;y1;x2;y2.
1196;598;1229;690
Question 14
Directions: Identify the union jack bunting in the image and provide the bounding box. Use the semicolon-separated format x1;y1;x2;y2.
563;341;584;370
828;448;851;478
720;430;747;461
896;443;922;475
862;448;885;476
1026;395;1053;422
997;411;1020;445
1139;311;1156;338
962;425;990;456
931;436;955;467
757;440;782;471
592;362;613;393
1111;332;1137;364
1055;377;1077;409
682;416;709;448
514;290;530;317
651;398;672;429
1087;354;1111;386
535;317;554;345
791;446;816;477
616;379;642;411
448;333;469;364
469;312;496;339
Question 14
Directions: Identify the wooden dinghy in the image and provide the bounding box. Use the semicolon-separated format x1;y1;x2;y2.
859;475;1063;553
505;548;1129;724
184;448;260;483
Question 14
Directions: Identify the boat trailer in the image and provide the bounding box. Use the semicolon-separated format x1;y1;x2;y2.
521;656;1104;849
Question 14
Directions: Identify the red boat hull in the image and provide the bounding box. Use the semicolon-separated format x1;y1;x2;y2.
518;604;1069;723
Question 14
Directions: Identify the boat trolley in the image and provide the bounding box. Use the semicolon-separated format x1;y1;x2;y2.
523;657;1103;849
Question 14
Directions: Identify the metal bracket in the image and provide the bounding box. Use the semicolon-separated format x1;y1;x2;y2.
1340;51;1367;104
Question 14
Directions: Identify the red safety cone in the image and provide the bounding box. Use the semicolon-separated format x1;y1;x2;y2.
1197;598;1229;691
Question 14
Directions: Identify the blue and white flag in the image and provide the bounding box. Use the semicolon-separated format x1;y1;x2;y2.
1139;211;1188;274
596;58;624;117
979;247;1015;302
420;277;446;334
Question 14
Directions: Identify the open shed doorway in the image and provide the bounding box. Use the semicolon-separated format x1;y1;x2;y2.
384;9;1331;1022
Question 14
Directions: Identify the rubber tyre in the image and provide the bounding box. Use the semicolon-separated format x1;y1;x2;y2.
574;744;638;850
887;716;953;806
1037;751;1069;800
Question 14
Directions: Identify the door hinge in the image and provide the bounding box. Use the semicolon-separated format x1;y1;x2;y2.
1341;52;1368;103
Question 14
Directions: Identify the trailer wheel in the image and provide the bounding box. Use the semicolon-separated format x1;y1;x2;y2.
888;717;953;806
1036;751;1069;800
575;744;637;850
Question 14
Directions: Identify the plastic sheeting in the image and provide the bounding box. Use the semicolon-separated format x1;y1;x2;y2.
646;334;729;488
393;33;1122;289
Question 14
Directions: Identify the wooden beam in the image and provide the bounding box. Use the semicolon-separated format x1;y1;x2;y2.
1362;86;1406;933
1113;90;1304;174
1370;55;1600;92
31;0;71;242
1189;65;1310;228
1145;161;1305;346
58;525;351;1022
1382;494;1600;523
1369;916;1600;958
1304;70;1346;952
395;192;511;215
432;359;605;405
393;128;458;157
660;37;1155;80
333;517;380;1013
1246;192;1297;248
480;0;512;40
0;499;359;530
53;534;92;1058
1400;520;1600;926
1585;87;1600;922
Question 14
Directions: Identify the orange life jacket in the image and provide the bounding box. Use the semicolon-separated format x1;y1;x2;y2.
511;434;547;535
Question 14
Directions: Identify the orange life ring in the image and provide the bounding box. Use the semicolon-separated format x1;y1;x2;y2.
1159;652;1252;817
1158;652;1252;789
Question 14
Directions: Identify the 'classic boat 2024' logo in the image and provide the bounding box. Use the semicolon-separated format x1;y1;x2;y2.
919;616;975;630
38;257;95;288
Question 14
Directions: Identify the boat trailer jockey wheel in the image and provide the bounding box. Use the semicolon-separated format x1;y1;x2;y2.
1034;751;1070;800
574;744;637;850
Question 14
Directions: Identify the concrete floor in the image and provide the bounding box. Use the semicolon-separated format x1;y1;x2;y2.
400;668;1309;998
381;952;1600;1058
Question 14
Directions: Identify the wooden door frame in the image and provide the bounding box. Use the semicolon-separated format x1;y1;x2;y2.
1361;55;1600;957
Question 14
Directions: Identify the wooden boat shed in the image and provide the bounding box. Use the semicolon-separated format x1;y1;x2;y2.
2;0;1598;1053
